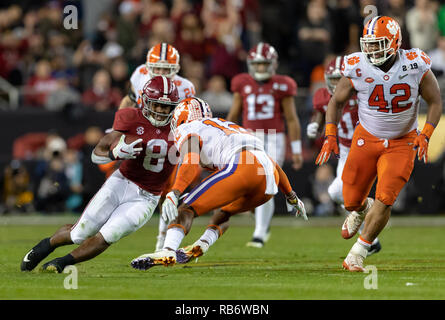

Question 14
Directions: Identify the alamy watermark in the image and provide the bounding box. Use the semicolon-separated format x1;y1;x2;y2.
363;265;378;290
63;5;78;30
63;265;78;289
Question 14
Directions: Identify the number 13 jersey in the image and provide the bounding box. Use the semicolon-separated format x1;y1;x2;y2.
231;73;297;133
342;48;432;139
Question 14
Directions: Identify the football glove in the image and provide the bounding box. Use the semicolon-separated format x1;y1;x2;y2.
161;191;179;222
306;122;319;139
315;135;339;166
413;133;429;164
286;191;307;221
111;134;143;160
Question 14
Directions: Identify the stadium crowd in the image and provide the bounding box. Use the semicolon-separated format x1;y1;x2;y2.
1;0;445;215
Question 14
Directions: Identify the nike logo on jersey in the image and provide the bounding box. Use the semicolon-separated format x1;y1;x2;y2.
399;74;408;80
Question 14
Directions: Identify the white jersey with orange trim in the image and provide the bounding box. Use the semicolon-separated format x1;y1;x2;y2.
174;118;265;171
341;48;432;139
130;64;196;106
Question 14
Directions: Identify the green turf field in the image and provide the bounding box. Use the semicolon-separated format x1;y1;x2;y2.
1;214;445;300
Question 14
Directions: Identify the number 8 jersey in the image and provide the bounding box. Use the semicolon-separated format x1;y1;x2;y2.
230;73;297;133
112;108;177;195
342;48;432;139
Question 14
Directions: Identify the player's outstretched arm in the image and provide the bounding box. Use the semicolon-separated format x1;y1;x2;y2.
316;76;354;165
161;136;202;221
282;96;303;170
414;70;443;163
226;92;243;123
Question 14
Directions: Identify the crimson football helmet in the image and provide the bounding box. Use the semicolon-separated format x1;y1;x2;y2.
141;75;179;127
247;42;278;81
146;43;180;78
324;56;344;94
360;16;402;66
170;97;212;132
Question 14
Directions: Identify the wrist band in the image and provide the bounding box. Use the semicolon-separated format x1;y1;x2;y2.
91;151;112;164
291;140;302;154
325;123;338;137
421;122;435;140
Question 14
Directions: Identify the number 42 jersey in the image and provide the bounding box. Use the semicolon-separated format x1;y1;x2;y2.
342;48;432;139
231;73;297;133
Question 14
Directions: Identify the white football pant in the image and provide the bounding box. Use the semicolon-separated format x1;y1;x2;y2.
70;169;159;245
252;132;285;241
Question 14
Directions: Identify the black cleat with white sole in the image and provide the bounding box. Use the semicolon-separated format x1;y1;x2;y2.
21;237;54;271
367;240;382;257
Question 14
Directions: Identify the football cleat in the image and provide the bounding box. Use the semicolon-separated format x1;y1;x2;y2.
176;240;209;264
341;198;374;239
21;237;54;272
367;240;382;257
131;249;176;270
343;242;368;272
246;237;264;248
342;253;365;272
40;258;64;273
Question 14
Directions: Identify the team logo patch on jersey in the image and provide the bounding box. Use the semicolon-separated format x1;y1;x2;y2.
406;51;418;60
365;77;374;83
357;138;364;147
347;56;360;65
136;126;145;135
383;75;390;81
244;85;252;94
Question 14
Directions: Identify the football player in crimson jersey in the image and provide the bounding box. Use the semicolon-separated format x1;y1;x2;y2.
316;16;442;271
307;57;382;256
118;43;196;253
226;42;303;248
20;76;180;273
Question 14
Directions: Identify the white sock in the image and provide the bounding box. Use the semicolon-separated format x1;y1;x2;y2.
163;227;184;251
252;198;274;240
199;228;219;247
158;217;168;236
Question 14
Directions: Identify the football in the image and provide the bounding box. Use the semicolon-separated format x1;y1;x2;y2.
110;134;143;152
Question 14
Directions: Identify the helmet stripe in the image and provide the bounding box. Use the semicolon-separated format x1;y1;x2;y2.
256;42;263;57
161;43;167;61
161;75;168;98
368;16;380;35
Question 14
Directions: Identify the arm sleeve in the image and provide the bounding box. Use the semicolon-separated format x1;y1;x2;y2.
171;152;201;193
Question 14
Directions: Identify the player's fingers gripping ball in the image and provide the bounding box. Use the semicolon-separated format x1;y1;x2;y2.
110;134;143;160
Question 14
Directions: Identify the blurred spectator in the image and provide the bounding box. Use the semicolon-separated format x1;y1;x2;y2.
439;2;445;36
0;160;34;214
24;59;60;107
64;149;83;212
73;39;110;92
382;0;411;49
117;0;140;58
330;0;361;54
174;12;207;62
109;57;130;96
33;133;70;213
406;0;439;52
139;0;169;38
296;1;332;87
312;163;335;216
78;126;108;210
82;69;123;111
202;0;245;80
429;35;445;77
200;74;233;114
